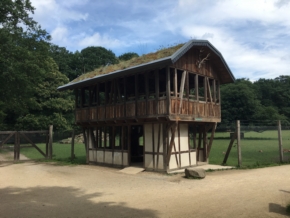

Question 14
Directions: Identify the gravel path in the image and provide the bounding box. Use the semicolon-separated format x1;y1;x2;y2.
0;162;289;218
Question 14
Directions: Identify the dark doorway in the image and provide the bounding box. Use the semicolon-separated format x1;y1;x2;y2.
130;125;144;164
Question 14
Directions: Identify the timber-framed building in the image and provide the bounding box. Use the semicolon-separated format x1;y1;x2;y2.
58;40;235;172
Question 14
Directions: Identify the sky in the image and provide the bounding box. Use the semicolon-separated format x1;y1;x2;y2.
29;0;290;81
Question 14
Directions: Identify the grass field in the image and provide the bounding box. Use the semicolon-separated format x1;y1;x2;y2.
209;130;290;168
5;130;290;168
20;143;86;165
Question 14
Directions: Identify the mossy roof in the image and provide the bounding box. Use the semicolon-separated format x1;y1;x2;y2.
71;43;184;83
58;40;235;91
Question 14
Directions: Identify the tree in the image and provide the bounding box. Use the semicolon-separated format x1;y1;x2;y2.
220;79;261;124
118;52;139;61
81;46;119;73
49;44;76;81
0;0;73;130
15;57;74;130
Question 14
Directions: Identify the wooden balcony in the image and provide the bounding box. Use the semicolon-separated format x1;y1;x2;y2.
75;97;220;124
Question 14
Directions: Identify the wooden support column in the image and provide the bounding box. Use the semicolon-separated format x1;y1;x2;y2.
237;120;242;167
207;78;215;116
213;80;216;103
166;67;171;115
174;69;177;115
124;77;127;117
145;72;149;115
83;127;89;164
163;123;168;171
152;123;155;169
155;70;159;114
195;74;199;101
135;74;138;117
186;71;189;115
203;125;207;162
204;77;207;103
278;120;283;162
178;71;186;114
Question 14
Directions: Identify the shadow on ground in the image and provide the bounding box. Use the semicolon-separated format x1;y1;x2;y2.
0;186;158;218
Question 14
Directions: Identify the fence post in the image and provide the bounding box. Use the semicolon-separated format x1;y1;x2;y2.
237;120;242;167
49;125;53;159
71;130;75;160
277;120;283;162
14;132;17;161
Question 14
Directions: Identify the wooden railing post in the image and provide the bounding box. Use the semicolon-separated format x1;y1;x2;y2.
237;120;242;167
277;120;283;162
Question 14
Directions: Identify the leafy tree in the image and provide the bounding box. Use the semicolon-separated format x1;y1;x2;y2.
118;52;139;61
15;57;74;130
0;0;73;130
49;44;76;81
81;46;119;73
220;79;261;124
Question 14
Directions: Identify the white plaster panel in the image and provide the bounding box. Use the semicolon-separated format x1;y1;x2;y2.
89;150;94;161
144;124;153;152
113;152;122;165
145;154;154;169
105;151;113;164
169;154;179;169
155;155;164;170
122;153;128;166
180;123;189;151
190;151;197;166
153;124;163;153
97;150;104;163
181;153;190;167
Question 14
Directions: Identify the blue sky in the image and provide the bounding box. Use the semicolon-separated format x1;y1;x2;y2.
30;0;290;80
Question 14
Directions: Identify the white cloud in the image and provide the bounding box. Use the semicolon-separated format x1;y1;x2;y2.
78;33;123;50
29;0;290;79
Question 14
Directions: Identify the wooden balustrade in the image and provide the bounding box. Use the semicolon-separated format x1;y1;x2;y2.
75;98;220;123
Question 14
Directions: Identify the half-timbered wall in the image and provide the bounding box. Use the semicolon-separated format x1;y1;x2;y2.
144;123;165;170
167;123;196;170
87;125;129;166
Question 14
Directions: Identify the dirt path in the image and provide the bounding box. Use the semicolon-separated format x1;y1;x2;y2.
0;162;289;218
0;149;30;161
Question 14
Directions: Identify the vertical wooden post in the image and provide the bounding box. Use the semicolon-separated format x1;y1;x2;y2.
155;70;159;114
166;67;171;115
237;120;242;167
71;130;75;160
17;132;20;160
49;125;53;159
45;131;49;158
278;120;283;162
83;127;89;164
14;132;17;160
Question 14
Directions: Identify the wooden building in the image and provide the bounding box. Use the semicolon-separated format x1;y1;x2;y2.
58;40;235;172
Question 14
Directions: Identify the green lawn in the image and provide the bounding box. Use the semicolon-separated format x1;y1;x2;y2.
9;130;290;168
20;143;86;165
209;130;290;168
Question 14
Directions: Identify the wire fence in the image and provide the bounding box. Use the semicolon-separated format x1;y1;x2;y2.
210;120;290;167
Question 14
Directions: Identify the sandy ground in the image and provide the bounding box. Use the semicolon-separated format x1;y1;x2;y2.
0;159;290;218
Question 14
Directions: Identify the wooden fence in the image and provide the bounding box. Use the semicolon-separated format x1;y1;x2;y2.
0;125;53;161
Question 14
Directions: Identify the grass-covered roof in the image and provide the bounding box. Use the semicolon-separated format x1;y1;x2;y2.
71;43;184;83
